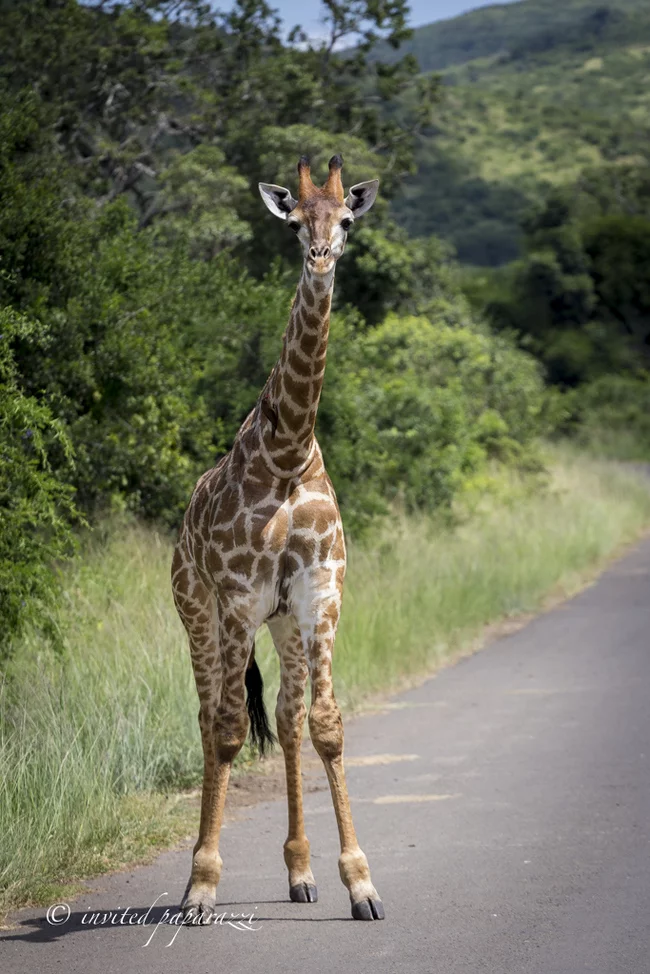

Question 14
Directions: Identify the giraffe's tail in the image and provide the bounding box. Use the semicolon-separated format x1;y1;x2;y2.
245;646;276;757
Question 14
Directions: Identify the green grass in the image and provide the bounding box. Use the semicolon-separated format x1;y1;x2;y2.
2;446;650;917
578;429;650;463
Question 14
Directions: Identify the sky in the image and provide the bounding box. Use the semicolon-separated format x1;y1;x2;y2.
267;0;521;36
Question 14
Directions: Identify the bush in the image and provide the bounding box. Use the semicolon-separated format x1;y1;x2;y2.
318;310;548;532
568;374;650;460
0;310;78;659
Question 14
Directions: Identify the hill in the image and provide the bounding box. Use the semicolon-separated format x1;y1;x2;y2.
387;0;650;264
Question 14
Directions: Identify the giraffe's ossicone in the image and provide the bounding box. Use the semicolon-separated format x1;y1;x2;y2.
171;154;384;922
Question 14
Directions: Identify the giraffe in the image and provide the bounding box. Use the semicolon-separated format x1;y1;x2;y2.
171;153;384;922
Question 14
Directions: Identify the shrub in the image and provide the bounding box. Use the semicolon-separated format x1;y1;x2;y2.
0;310;78;659
569;373;650;460
318;311;548;532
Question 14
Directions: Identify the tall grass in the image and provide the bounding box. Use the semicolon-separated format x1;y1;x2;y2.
2;447;650;914
0;526;202;913
335;448;650;702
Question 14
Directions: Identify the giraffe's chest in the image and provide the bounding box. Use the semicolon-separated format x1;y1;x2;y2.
192;475;345;625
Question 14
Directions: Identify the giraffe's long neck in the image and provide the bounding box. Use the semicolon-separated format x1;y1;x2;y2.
258;263;334;477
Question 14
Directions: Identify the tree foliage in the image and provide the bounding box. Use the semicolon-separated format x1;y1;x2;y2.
0;311;78;658
477;168;650;386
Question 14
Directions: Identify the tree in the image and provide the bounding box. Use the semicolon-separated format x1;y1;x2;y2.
583;214;650;365
480;169;650;385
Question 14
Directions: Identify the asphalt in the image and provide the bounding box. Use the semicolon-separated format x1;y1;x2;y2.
3;537;650;974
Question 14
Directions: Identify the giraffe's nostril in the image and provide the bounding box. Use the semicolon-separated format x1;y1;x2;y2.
309;245;331;260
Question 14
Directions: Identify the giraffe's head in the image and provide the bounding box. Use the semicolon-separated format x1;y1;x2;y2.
259;155;379;275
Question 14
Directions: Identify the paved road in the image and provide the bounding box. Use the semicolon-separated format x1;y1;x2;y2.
3;538;650;974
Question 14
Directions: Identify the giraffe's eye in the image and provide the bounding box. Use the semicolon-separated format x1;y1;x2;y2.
340;217;353;232
288;219;301;233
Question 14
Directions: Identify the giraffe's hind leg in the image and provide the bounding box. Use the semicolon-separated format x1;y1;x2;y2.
267;615;318;904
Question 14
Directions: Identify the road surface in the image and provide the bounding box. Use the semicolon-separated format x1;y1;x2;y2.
3;538;650;973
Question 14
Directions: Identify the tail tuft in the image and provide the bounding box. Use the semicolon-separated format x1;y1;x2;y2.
245;650;276;758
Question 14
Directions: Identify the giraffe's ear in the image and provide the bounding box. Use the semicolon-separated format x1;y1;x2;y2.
344;179;379;218
258;183;298;220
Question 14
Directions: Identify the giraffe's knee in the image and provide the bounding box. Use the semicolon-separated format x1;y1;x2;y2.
215;707;249;762
308;693;343;762
276;696;307;750
198;705;214;735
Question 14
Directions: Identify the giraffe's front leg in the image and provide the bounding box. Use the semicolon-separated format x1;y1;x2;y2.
267;616;318;904
295;590;384;921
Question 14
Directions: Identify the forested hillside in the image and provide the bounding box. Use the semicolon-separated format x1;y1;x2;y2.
386;0;650;265
379;0;649;72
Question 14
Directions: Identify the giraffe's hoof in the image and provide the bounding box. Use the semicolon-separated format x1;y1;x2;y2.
290;882;318;903
351;897;385;921
181;884;217;925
